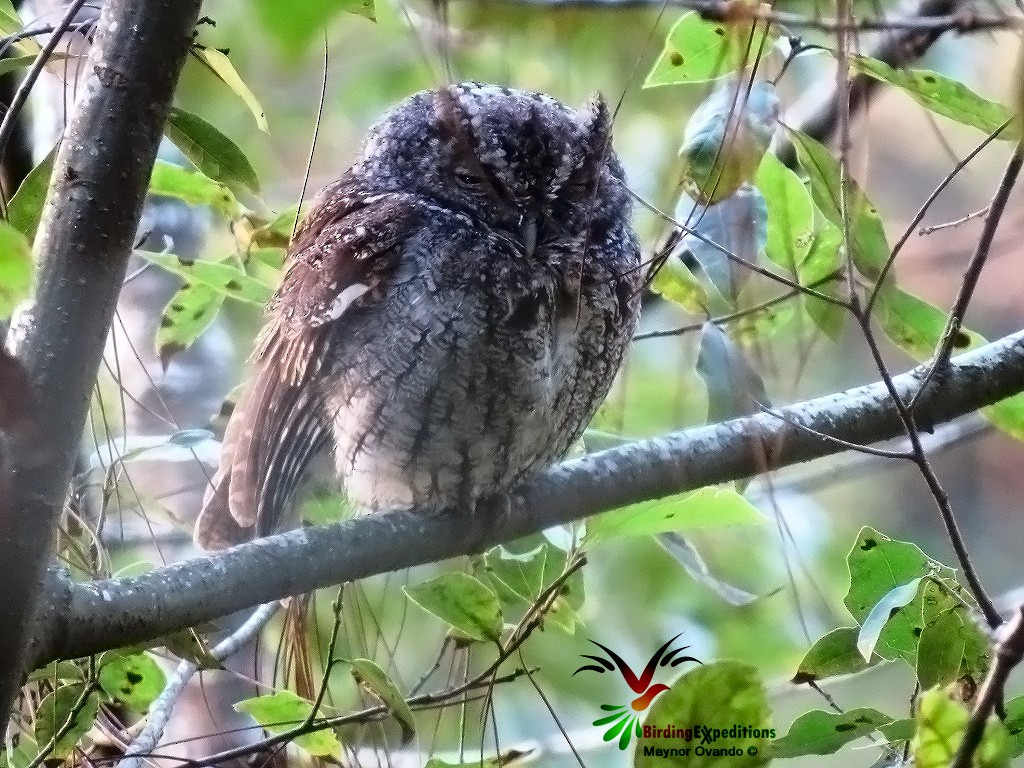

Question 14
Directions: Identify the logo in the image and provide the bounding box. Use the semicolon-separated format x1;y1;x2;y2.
574;634;702;749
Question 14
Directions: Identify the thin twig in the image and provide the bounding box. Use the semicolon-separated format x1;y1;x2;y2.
910;144;1024;408
0;0;90;217
470;0;1021;34
113;602;278;768
950;606;1024;768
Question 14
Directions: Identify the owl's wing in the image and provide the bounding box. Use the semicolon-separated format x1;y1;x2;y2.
194;179;417;549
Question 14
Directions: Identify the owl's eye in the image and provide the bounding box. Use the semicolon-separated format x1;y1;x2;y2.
453;167;487;187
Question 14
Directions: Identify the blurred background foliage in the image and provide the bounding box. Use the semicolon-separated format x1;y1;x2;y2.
57;0;1024;764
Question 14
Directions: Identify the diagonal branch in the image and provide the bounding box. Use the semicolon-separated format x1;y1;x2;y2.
31;328;1024;665
0;0;202;728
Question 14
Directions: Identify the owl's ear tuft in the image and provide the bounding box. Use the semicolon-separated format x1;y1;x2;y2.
580;93;612;157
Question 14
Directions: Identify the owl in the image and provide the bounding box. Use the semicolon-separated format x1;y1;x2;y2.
194;82;642;549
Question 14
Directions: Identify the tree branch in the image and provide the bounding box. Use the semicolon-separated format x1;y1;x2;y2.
0;0;201;726
776;0;970;168
31;328;1024;665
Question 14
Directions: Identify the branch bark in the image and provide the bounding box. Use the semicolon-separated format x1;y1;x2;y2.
31;328;1024;665
0;0;201;725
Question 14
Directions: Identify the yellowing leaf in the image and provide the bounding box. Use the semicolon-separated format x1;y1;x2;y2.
195;48;268;132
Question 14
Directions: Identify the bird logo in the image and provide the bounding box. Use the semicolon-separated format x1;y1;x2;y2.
574;634;702;749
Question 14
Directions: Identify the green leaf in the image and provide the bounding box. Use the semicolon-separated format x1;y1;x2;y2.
857;577;924;662
27;661;85;684
635;661;772;766
97;653;166;713
8;144;56;241
194;48;268;132
792;627;877;684
0;220;33;319
348;659;415;742
645;13;776;87
165;107;261;195
141;252;273;305
0;4;41;56
482;544;549;606
756;152;814;271
875;284;977;360
845;527;955;667
253;0;374;57
771;708;892;757
235;690;342;759
404;572;503;643
916;580;968;690
148;160;241;218
913;688;1009;768
853;56;1015;138
1004;696;1024;757
873;284;1024;442
880;718;916;742
798;222;845;340
585;486;764;544
155;282;225;369
33;684;99;760
788;128;890;280
650;253;709;313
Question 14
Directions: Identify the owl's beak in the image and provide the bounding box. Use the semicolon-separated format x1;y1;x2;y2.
519;215;538;259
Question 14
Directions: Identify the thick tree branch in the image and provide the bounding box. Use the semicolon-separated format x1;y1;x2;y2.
0;0;201;726
31;328;1024;665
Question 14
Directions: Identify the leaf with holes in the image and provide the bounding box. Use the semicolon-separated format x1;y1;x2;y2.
148;160;242;218
873;284;1024;442
165;107;261;195
142;252;273;304
97;653;166;713
771;708;893;757
155;282;225;368
853;56;1015;138
792;627;879;684
404;572;504;643
645;12;777;87
788;128;890;281
756;152;813;271
845;528;956;667
236;690;342;759
636;662;772;765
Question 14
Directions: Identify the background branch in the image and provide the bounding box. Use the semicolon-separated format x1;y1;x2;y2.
0;0;201;727
32;328;1024;665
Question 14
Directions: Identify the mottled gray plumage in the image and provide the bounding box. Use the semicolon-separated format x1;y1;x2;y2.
194;82;642;549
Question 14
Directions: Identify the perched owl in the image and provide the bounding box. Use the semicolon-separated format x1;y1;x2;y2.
194;82;642;549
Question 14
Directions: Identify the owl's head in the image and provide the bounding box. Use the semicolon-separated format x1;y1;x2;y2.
356;82;629;242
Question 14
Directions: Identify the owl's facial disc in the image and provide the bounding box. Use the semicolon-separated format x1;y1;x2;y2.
441;83;607;216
